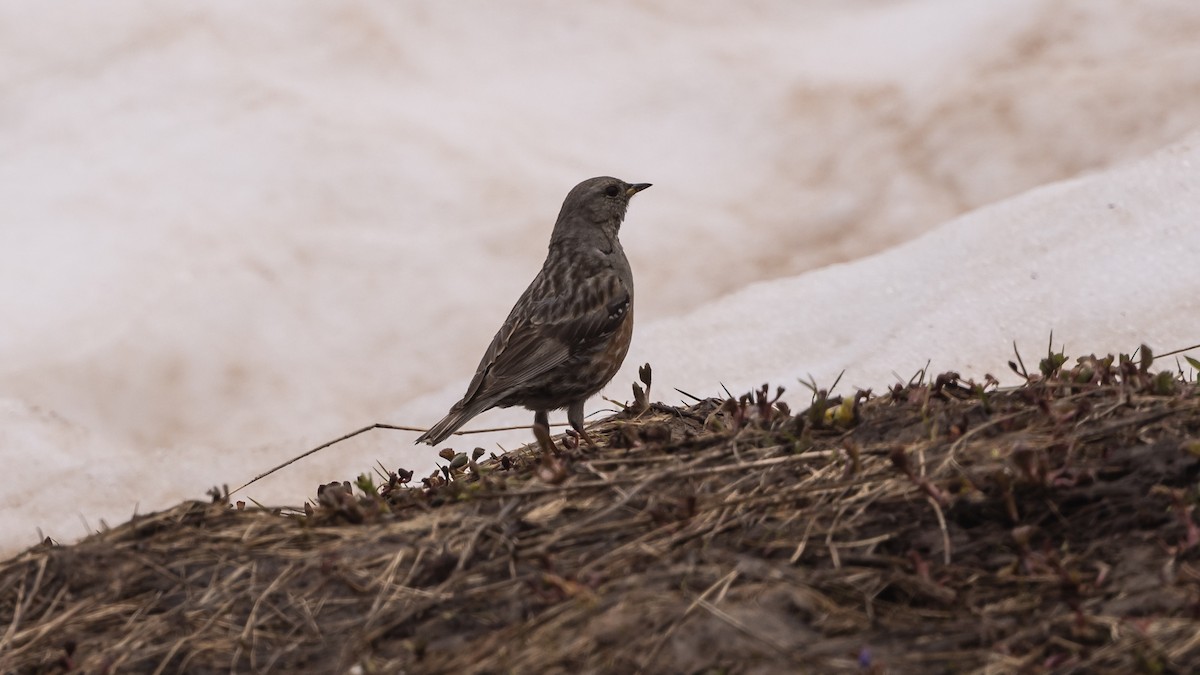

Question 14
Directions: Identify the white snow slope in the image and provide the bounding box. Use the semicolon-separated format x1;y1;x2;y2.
1;1;1198;554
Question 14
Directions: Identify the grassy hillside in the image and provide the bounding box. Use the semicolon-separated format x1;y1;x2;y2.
3;347;1199;673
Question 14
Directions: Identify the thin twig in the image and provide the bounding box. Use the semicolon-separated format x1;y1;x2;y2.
928;495;952;565
232;424;423;493
1154;342;1200;361
639;570;739;672
232;421;571;494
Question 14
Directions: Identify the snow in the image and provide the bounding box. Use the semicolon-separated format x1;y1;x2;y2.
2;0;1199;554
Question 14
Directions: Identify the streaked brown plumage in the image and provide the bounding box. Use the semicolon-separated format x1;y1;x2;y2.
416;176;650;449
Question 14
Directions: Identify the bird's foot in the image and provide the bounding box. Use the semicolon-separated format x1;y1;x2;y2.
566;427;598;450
533;420;560;457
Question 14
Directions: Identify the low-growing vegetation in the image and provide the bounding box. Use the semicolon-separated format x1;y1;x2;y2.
2;345;1199;673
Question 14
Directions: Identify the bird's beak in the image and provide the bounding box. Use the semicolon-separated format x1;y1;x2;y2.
626;183;652;197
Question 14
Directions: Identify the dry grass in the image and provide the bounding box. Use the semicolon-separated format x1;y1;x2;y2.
3;347;1200;674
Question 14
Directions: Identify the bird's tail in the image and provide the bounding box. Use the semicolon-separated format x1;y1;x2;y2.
414;399;492;447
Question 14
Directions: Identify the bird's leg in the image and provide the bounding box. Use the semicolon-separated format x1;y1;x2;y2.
533;409;558;456
567;401;597;448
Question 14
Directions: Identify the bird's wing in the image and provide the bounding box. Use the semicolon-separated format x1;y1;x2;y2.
458;268;630;406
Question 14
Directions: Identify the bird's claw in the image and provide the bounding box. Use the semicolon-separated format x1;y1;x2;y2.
566;427;597;450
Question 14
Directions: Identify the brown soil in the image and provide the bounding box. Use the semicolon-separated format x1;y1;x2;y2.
2;350;1200;674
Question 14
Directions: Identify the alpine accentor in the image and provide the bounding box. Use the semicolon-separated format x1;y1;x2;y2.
416;176;651;451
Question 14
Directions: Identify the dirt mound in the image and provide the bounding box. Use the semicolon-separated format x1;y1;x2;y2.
3;349;1200;673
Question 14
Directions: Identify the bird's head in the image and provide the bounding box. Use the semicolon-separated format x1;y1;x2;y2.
551;176;651;246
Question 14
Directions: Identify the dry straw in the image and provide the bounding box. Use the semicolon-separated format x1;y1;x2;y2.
3;346;1200;673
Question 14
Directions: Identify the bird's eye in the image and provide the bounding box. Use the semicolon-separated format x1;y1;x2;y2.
604;185;620;197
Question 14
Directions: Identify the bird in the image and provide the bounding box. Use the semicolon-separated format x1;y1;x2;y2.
416;176;651;453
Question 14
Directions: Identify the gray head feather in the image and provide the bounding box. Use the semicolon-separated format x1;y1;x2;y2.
549;176;651;248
